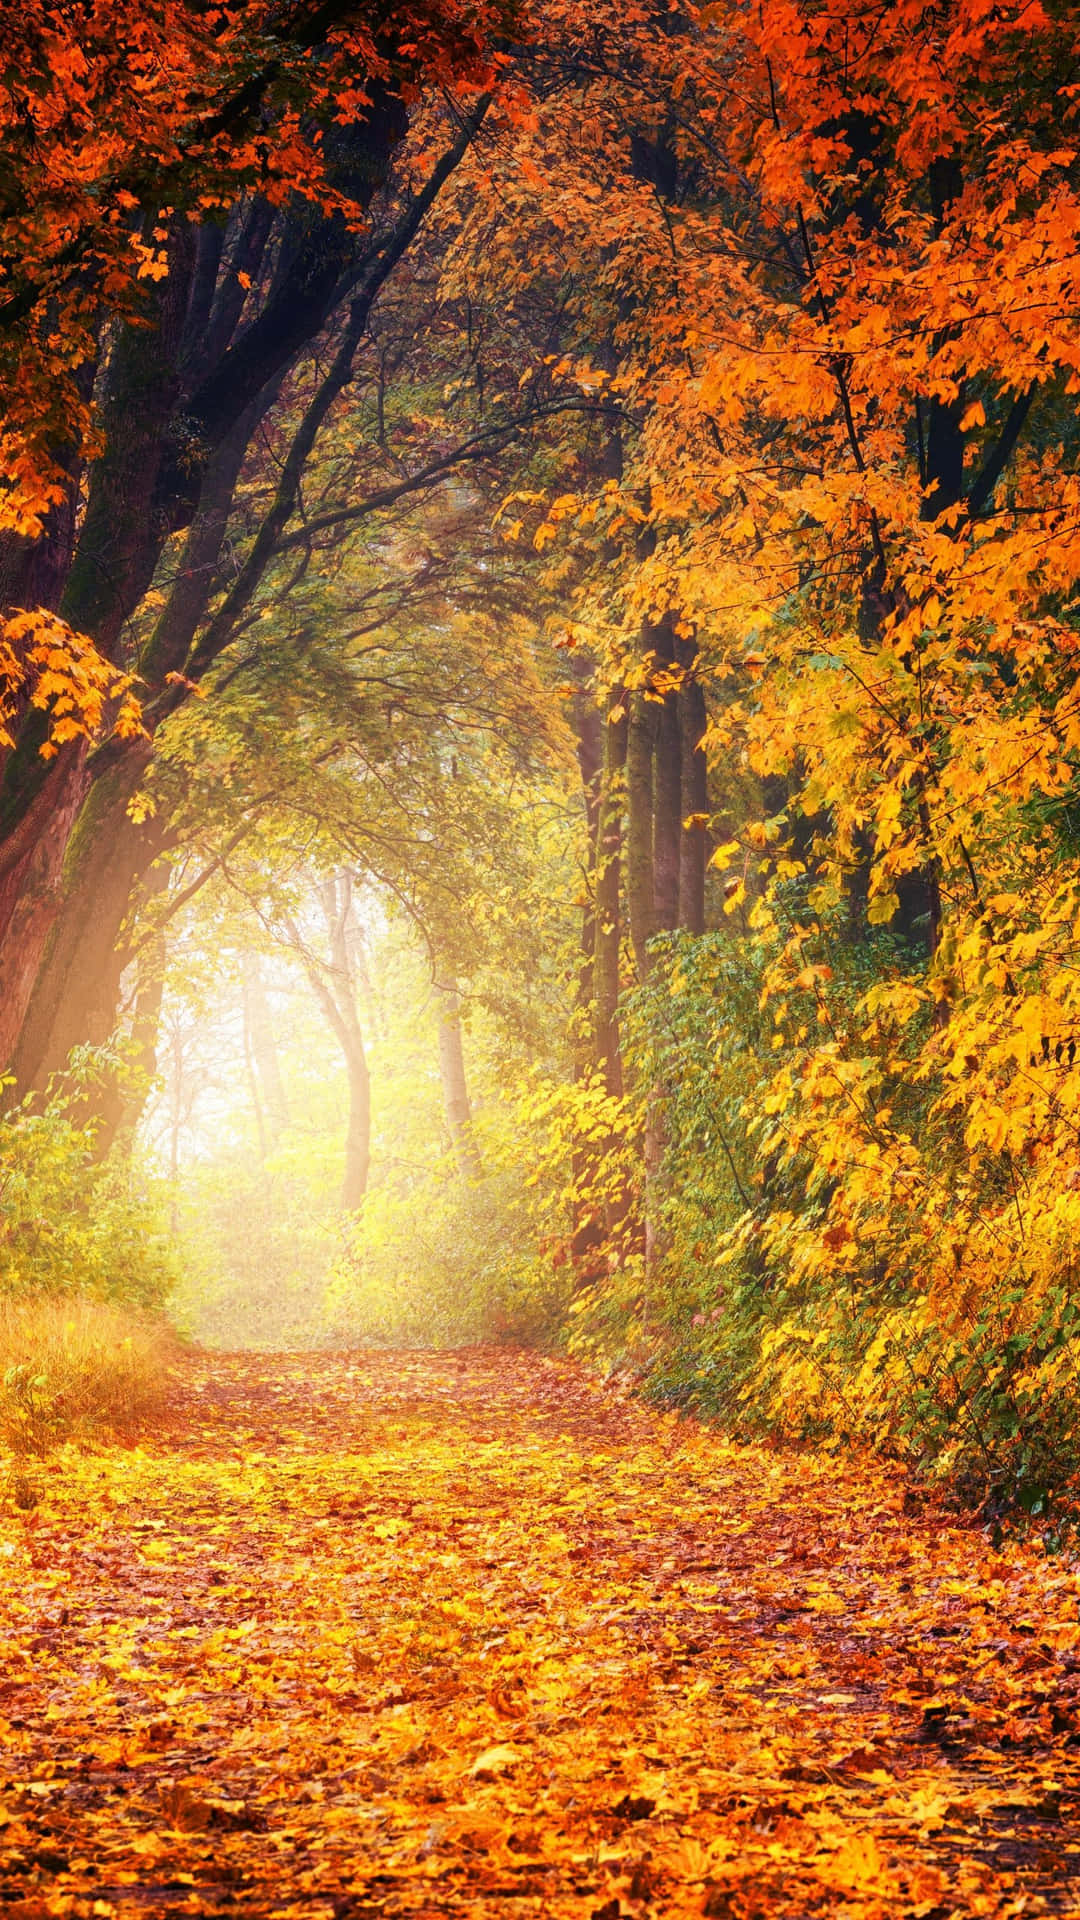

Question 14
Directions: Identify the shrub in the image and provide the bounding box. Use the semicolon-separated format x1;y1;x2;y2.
553;923;1080;1519
0;1078;176;1310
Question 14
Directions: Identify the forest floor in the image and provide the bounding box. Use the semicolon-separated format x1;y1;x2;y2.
1;1350;1080;1919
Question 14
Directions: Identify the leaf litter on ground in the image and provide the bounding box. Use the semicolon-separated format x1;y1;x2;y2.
1;1348;1079;1917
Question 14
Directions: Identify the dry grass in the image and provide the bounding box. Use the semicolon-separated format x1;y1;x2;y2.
0;1296;179;1461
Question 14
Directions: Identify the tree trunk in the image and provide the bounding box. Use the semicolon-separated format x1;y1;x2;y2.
348;916;384;1039
642;1103;667;1307
90;854;172;1158
0;239;196;1012
0;349;95;793
6;746;168;1097
289;875;371;1211
324;876;371;1212
653;618;682;935
436;981;481;1180
626;686;657;982
109;931;167;1156
341;1042;371;1212
0;111;486;1095
0;746;93;1072
0;405;255;1084
571;673;603;1070
0;131;401;1075
563;673;611;1264
243;954;289;1145
61;233;197;662
628;622;679;1286
677;641;708;935
593;699;627;1096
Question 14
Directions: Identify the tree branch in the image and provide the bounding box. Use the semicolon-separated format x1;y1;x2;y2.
272;398;622;552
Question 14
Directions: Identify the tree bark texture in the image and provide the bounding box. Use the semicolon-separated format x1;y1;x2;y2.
6;747;169;1098
626;687;657;982
89;854;173;1158
652;633;682;935
341;1058;372;1213
436;981;481;1181
572;674;603;1072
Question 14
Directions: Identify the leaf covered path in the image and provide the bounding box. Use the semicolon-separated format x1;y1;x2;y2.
3;1350;1080;1919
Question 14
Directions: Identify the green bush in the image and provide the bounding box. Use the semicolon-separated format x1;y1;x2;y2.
0;1078;175;1310
566;922;1080;1520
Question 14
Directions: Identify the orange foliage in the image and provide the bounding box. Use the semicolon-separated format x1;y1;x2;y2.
0;610;143;755
0;0;515;539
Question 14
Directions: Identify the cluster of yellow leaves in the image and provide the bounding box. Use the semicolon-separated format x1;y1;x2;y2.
3;1350;1080;1917
0;611;142;756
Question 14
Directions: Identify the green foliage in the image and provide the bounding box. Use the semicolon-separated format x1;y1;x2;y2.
0;1068;178;1465
625;930;766;1301
730;1279;1080;1523
549;934;768;1372
0;1073;176;1310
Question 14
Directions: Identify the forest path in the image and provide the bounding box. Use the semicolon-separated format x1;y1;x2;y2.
2;1349;1079;1919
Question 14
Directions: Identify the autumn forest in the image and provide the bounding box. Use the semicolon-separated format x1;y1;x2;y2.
3;0;1080;1913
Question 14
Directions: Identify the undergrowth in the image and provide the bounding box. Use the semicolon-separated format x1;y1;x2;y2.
1;1069;176;1308
0;1297;179;1477
549;930;1080;1526
326;1153;571;1348
0;1066;180;1488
